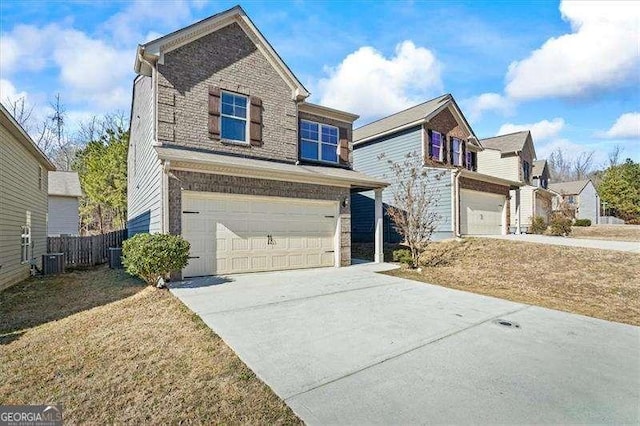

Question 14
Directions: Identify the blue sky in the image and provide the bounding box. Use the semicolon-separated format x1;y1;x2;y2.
1;0;638;166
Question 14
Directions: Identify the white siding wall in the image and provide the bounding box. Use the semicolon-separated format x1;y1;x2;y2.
577;182;599;224
477;150;520;182
510;186;535;230
0;124;48;290
47;196;80;236
127;75;163;235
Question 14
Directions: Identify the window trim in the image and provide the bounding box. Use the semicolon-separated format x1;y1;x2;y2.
20;225;31;264
430;130;443;162
299;119;340;164
220;90;250;145
452;137;463;166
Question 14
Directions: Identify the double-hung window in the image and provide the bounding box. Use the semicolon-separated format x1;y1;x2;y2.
452;138;462;166
522;160;530;182
300;120;339;163
220;91;248;143
466;151;474;170
430;131;443;161
20;225;31;263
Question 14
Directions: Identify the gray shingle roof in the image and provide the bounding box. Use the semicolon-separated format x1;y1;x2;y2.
480;131;530;153
48;171;83;197
353;94;451;142
548;179;590;195
532;160;547;177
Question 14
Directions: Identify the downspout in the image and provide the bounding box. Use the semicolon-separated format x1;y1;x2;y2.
453;169;462;238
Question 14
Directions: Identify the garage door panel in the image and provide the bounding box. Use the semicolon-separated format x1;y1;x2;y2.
182;192;338;277
460;189;504;236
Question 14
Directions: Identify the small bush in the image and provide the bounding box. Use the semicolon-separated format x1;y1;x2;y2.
546;213;572;236
574;219;591;227
122;233;190;287
530;216;547;234
392;249;413;266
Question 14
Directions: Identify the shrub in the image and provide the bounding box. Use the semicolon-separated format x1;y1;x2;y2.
574;219;591;227
122;233;190;287
529;216;547;234
547;213;572;236
392;249;413;266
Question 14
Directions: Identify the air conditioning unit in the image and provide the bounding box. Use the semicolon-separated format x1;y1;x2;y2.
108;247;123;269
43;253;65;275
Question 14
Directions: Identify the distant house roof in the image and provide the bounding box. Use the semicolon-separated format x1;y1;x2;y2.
480;131;530;153
0;104;55;171
353;94;480;146
532;160;547;177
548;179;590;195
48;171;83;197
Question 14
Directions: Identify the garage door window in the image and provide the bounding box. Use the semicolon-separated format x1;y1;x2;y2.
300;120;339;163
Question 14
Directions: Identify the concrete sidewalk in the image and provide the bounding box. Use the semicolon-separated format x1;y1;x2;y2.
170;263;640;425
481;233;640;253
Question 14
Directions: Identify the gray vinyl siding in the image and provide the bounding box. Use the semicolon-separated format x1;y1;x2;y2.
577;182;599;224
47;196;80;236
0;124;48;290
127;75;163;236
351;126;453;242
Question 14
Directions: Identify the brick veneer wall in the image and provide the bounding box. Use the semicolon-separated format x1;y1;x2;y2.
157;23;299;163
426;107;470;140
459;176;510;196
168;170;351;267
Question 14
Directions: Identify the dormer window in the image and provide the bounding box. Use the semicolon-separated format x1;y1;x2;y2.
430;131;443;161
300;120;339;163
221;91;249;143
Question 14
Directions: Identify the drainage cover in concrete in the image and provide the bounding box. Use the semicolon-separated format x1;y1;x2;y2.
494;319;520;328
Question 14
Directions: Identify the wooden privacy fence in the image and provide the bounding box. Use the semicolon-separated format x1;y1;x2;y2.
47;229;127;267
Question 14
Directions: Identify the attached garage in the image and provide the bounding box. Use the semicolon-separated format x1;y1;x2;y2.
459;189;506;235
181;191;339;278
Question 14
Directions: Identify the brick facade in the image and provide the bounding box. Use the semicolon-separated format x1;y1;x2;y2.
426;107;471;140
157;23;299;163
459;176;510;196
168;170;351;266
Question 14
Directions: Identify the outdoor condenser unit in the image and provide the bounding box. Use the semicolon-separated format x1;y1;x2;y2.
42;253;65;275
108;247;123;269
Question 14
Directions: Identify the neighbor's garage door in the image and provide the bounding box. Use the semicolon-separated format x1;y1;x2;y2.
460;189;504;235
181;191;338;277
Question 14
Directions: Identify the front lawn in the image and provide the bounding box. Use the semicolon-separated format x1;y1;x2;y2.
382;238;640;326
0;267;300;424
570;224;640;242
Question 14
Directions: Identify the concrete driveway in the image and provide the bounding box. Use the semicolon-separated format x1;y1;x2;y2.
482;234;640;253
171;263;640;424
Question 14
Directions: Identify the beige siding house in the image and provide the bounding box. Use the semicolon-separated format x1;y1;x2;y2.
48;171;83;236
0;104;56;290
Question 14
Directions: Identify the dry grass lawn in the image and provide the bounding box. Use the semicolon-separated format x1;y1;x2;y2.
571;224;640;242
0;267;300;424
382;238;640;326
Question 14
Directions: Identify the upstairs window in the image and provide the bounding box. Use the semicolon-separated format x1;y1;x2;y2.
522;160;531;182
452;138;462;166
220;91;248;143
430;131;443;161
466;151;475;171
540;177;548;189
300;120;339;163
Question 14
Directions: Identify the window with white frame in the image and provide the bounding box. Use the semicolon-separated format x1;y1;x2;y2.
21;225;31;263
430;131;443;161
220;91;248;143
300;120;339;163
452;138;462;166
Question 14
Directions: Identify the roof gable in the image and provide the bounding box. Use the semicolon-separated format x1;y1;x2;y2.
532;160;548;177
353;94;478;146
480;131;531;154
548;179;591;195
135;5;309;100
48;171;83;197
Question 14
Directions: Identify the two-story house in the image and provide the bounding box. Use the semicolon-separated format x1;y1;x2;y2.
549;180;600;224
127;6;387;278
477;131;554;233
351;94;521;243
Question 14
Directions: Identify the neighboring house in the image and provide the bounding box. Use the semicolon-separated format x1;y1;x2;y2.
549;180;600;224
477;131;555;232
0;104;56;291
127;6;387;278
48;171;83;236
351;94;521;242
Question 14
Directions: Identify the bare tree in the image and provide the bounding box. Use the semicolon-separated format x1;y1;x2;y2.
572;151;594;180
608;144;623;167
379;151;444;268
548;147;595;182
4;96;34;130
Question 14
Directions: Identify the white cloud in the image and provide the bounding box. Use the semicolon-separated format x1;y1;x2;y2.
464;92;514;121
0;79;29;107
505;0;640;100
498;118;565;142
317;41;442;122
599;112;640;139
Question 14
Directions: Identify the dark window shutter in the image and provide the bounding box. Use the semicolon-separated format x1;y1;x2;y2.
339;127;349;165
442;135;448;164
472;152;477;171
208;86;221;139
426;128;433;159
461;140;466;168
249;95;263;146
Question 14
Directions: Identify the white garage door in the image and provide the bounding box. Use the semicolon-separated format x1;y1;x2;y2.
181;191;338;277
460;189;504;235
